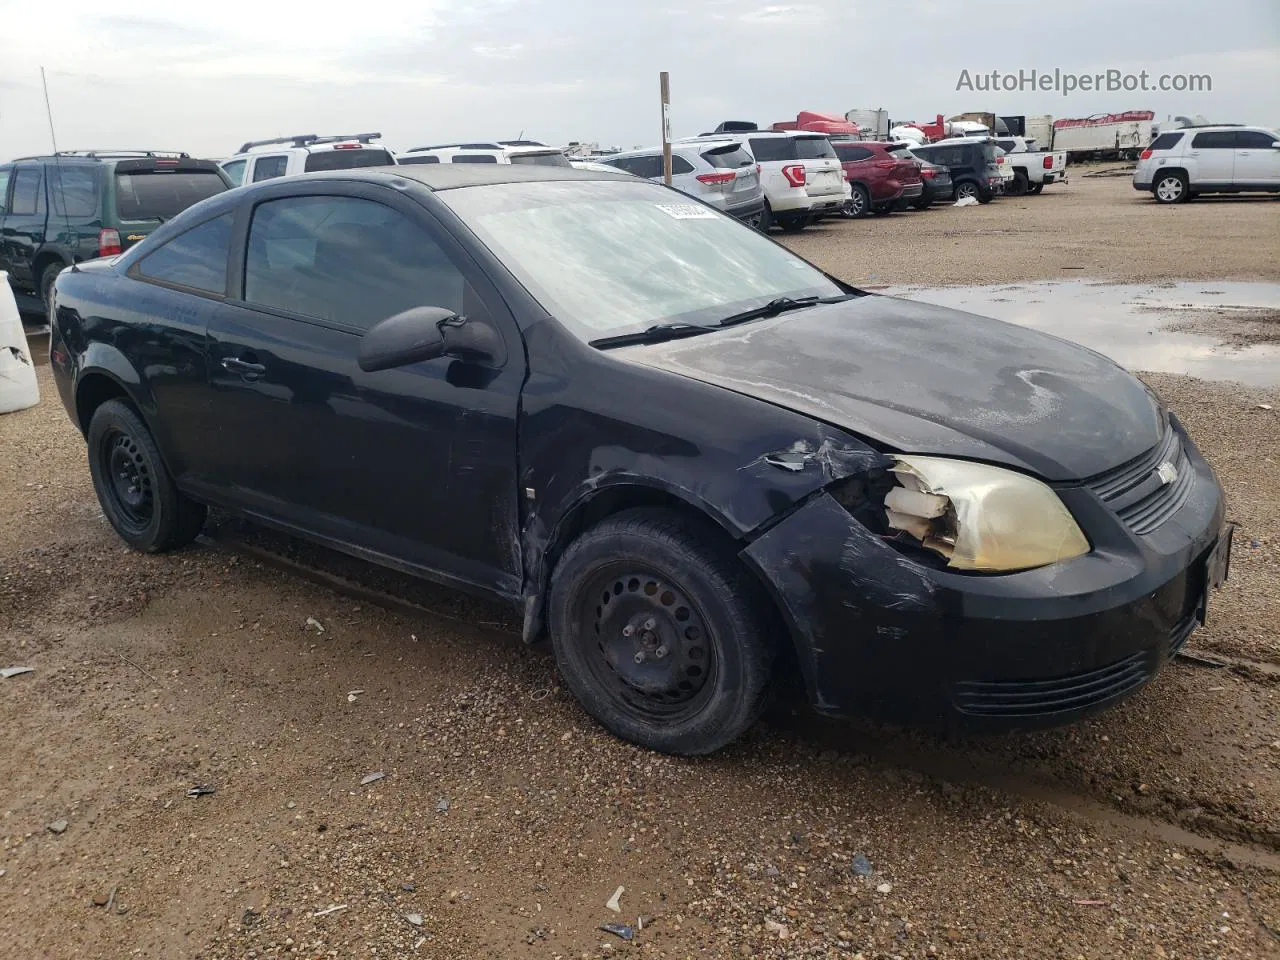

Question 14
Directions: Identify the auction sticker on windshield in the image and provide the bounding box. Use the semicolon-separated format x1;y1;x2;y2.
655;204;718;220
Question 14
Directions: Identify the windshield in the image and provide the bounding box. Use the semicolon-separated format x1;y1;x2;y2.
440;180;842;341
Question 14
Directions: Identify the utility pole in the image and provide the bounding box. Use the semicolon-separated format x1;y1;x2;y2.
660;71;672;185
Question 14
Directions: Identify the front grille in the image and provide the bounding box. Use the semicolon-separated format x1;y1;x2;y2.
1085;424;1195;535
953;652;1151;718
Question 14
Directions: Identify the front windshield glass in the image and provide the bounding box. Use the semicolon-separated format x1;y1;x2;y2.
439;179;842;341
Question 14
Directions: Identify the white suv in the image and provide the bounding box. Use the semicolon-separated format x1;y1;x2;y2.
679;131;846;232
220;134;396;185
1133;125;1280;203
397;142;572;167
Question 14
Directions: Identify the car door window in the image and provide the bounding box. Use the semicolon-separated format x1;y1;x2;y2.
1191;131;1234;149
243;195;466;330
0;166;11;215
135;213;234;294
252;156;290;182
1234;131;1277;149
222;159;247;185
670;156;695;175
9;167;45;216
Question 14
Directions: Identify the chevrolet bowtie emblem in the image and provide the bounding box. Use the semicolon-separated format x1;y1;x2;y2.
1156;461;1178;485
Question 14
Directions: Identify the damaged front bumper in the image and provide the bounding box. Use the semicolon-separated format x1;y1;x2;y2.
740;420;1227;731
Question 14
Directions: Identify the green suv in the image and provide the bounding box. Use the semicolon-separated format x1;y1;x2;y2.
0;151;232;314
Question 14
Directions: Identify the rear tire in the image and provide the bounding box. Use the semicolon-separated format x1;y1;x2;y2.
757;201;772;232
87;399;206;553
954;180;981;202
1027;183;1044;195
842;184;870;218
40;261;66;318
778;212;808;232
1153;172;1189;203
548;508;776;755
1009;171;1030;196
872;203;893;216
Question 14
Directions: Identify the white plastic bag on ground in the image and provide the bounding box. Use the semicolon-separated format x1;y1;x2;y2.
953;196;979;207
0;273;40;414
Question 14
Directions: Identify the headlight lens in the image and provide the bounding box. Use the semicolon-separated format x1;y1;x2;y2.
885;456;1089;572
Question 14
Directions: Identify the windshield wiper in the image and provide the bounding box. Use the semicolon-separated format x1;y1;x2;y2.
716;294;856;328
590;322;715;349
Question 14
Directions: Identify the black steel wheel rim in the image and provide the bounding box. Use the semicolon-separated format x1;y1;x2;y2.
579;564;718;722
100;428;153;530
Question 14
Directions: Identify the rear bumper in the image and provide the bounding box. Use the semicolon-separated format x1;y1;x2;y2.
741;418;1226;731
727;198;766;222
900;182;924;198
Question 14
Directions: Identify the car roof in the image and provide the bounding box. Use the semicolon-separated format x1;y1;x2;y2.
262;164;635;191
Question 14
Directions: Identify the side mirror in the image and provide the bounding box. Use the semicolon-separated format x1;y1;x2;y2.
358;307;452;372
358;306;505;373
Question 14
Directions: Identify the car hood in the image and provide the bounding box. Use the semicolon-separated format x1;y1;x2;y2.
616;295;1164;482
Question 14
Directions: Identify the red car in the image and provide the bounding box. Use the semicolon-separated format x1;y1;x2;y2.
833;141;924;217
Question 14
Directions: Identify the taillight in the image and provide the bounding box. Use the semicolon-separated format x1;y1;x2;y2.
921;168;935;178
841;169;850;180
1139;149;1153;160
756;164;762;175
782;164;806;187
334;143;362;150
155;159;179;166
875;160;896;170
695;171;736;185
98;228;122;257
1042;155;1053;169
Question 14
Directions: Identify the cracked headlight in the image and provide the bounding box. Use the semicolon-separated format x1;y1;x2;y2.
885;456;1089;572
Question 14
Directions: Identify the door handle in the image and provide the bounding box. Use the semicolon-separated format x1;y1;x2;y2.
221;356;266;379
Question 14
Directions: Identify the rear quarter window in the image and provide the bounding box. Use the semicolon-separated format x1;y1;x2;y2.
835;145;874;162
1147;132;1184;151
303;148;395;172
50;166;102;217
508;152;572;167
114;170;228;221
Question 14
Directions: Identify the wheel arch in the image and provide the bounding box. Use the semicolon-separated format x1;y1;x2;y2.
524;480;788;649
1152;166;1189;187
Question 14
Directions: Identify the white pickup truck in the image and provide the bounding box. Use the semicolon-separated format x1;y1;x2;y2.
994;136;1068;196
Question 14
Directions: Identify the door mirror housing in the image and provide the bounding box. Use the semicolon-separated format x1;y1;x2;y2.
358;306;503;373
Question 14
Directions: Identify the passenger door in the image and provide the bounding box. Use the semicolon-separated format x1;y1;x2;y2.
205;183;526;596
1232;130;1280;187
0;164;48;287
1188;131;1235;184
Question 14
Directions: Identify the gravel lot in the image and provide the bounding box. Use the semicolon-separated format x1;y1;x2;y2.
1;174;1278;959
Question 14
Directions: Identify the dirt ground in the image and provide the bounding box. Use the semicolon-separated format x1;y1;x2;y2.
1;173;1278;960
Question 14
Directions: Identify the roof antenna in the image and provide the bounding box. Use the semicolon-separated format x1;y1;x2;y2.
40;67;76;289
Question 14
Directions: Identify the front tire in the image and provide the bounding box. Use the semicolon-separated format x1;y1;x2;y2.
87;399;206;553
1154;172;1189;203
548;509;776;755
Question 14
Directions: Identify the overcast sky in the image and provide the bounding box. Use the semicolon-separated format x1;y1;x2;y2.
2;0;1277;159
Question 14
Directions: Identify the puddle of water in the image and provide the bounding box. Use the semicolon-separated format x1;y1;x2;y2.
882;280;1280;388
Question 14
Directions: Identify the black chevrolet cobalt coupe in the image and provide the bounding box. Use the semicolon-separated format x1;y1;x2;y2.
50;165;1230;754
